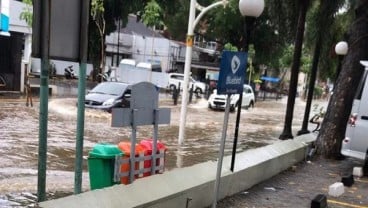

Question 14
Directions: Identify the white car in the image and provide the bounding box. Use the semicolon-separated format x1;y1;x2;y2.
168;73;206;94
208;84;255;112
341;61;368;165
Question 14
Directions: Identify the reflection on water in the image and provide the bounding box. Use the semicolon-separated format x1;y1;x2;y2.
0;95;325;206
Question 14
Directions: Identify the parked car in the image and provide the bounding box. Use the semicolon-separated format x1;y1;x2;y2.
168;73;206;94
341;60;368;166
208;84;255;112
84;82;131;112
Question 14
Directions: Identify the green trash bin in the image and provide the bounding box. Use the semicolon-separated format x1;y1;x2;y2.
88;143;123;190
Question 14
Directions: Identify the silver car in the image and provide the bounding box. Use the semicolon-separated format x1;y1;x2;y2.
84;82;131;112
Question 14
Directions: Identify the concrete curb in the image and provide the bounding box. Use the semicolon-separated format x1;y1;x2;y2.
40;133;316;208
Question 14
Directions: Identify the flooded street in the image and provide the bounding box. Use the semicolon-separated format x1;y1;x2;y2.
0;92;326;207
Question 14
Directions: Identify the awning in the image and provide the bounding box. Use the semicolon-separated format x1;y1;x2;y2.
261;76;280;83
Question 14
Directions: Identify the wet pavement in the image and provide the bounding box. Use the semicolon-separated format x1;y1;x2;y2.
0;82;338;207
216;156;368;208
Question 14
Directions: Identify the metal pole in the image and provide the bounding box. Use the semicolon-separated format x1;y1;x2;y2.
74;0;89;194
230;17;253;172
74;62;86;194
130;109;137;183
212;95;231;208
178;0;196;145
37;0;50;202
116;18;120;66
178;0;227;144
152;109;159;175
230;93;242;171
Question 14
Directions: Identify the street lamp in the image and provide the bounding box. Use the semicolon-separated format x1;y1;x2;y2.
335;41;348;81
178;0;265;145
239;0;264;17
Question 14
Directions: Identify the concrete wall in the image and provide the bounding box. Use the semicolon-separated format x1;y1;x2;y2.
40;134;316;208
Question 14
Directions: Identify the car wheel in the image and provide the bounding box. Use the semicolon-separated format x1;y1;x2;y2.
195;88;202;95
249;100;254;108
230;102;238;112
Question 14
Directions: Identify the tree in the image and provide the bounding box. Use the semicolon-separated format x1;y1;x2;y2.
142;0;163;28
88;0;146;81
91;0;106;82
19;0;32;26
279;0;311;140
155;0;189;40
298;0;345;135
316;0;368;158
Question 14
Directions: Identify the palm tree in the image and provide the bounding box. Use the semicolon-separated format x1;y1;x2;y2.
279;0;311;140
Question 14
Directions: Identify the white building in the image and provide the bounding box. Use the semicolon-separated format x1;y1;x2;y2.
105;14;221;82
105;14;180;73
0;0;31;92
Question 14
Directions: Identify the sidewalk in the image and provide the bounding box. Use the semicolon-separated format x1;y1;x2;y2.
217;155;368;208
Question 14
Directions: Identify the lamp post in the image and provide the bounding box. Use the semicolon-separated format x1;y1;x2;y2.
178;0;264;145
178;0;228;145
335;41;348;83
212;1;264;207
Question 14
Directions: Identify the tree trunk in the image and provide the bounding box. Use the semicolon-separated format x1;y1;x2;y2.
279;0;310;140
298;0;340;135
316;0;368;158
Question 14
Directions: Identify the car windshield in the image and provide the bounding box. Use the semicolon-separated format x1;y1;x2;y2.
90;82;129;96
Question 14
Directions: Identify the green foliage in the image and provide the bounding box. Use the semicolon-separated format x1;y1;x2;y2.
223;43;238;51
314;85;323;98
304;0;347;81
155;0;188;40
142;0;163;28
91;0;105;18
19;0;32;27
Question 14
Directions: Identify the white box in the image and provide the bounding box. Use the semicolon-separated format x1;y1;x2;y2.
353;167;363;177
328;182;345;197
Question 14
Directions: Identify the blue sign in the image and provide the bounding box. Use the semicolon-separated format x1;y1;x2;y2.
217;51;247;94
0;0;10;36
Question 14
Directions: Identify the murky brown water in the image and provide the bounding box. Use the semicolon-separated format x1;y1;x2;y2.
0;93;326;207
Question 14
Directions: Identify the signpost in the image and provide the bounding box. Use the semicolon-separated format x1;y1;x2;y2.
212;51;247;207
32;0;90;199
111;82;170;183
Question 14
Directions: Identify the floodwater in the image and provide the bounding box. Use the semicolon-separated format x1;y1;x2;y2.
0;92;326;207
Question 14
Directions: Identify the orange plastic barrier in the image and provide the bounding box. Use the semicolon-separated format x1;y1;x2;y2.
118;142;149;184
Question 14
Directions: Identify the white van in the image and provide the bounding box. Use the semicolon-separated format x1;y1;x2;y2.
341;60;368;164
136;62;162;72
116;59;168;88
168;73;206;94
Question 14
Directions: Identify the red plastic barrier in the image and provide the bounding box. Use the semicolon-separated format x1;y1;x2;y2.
139;138;167;174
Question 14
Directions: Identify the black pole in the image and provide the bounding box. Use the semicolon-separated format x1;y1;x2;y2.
116;18;121;66
279;0;309;140
230;17;254;172
297;36;322;135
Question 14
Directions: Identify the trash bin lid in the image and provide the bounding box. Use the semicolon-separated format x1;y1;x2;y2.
140;138;167;151
118;142;146;156
89;143;123;159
